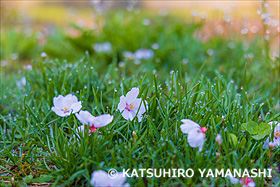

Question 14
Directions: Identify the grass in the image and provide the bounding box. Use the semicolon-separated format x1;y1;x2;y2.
0;9;279;187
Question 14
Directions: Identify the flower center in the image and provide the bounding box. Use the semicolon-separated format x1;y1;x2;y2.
85;124;96;133
62;108;70;113
90;125;96;133
241;177;253;186
125;103;135;111
275;132;280;138
198;127;207;134
246;177;252;185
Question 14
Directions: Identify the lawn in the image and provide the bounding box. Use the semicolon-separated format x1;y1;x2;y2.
0;3;279;187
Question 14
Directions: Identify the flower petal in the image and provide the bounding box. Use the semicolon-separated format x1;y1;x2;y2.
134;98;147;115
117;96;127;111
109;172;127;186
274;138;280;147
262;138;269;149
187;128;205;151
228;175;239;184
90;170;110;187
122;110;135;121
53;95;64;109
65;94;78;103
71;101;82;113
92;114;114;128
90;170;127;187
63;95;78;107
126;87;139;104
180;119;200;134
76;110;95;125
51;107;68;117
137;114;143;122
248;182;256;187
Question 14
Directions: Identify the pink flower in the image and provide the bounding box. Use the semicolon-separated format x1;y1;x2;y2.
240;177;255;187
180;119;207;152
51;94;82;117
117;88;147;122
76;110;113;133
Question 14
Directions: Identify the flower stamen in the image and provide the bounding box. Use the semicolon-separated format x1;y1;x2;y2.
125;103;134;111
90;125;96;133
62;107;70;113
198;127;207;134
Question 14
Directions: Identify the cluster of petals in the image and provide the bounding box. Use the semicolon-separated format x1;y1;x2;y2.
51;94;82;117
76;110;113;133
51;94;113;134
51;90;147;187
117;88;147;122
228;176;255;187
51;88;147;135
180;119;207;152
240;177;256;187
50;92;276;187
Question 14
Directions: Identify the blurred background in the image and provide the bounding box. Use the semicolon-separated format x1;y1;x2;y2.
1;0;279;73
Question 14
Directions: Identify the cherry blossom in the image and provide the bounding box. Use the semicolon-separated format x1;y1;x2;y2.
51;94;82;117
76;110;113;133
180;119;207;152
117;88;147;122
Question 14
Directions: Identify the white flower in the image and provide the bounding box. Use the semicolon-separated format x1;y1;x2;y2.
93;42;112;53
180;119;207;152
228;174;239;184
215;134;222;145
134;49;154;60
269;121;280;146
16;77;26;89
240;177;255;187
76;110;113;133
117;88;147;122
263;121;280;149
51;94;82;117
90;170;130;187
